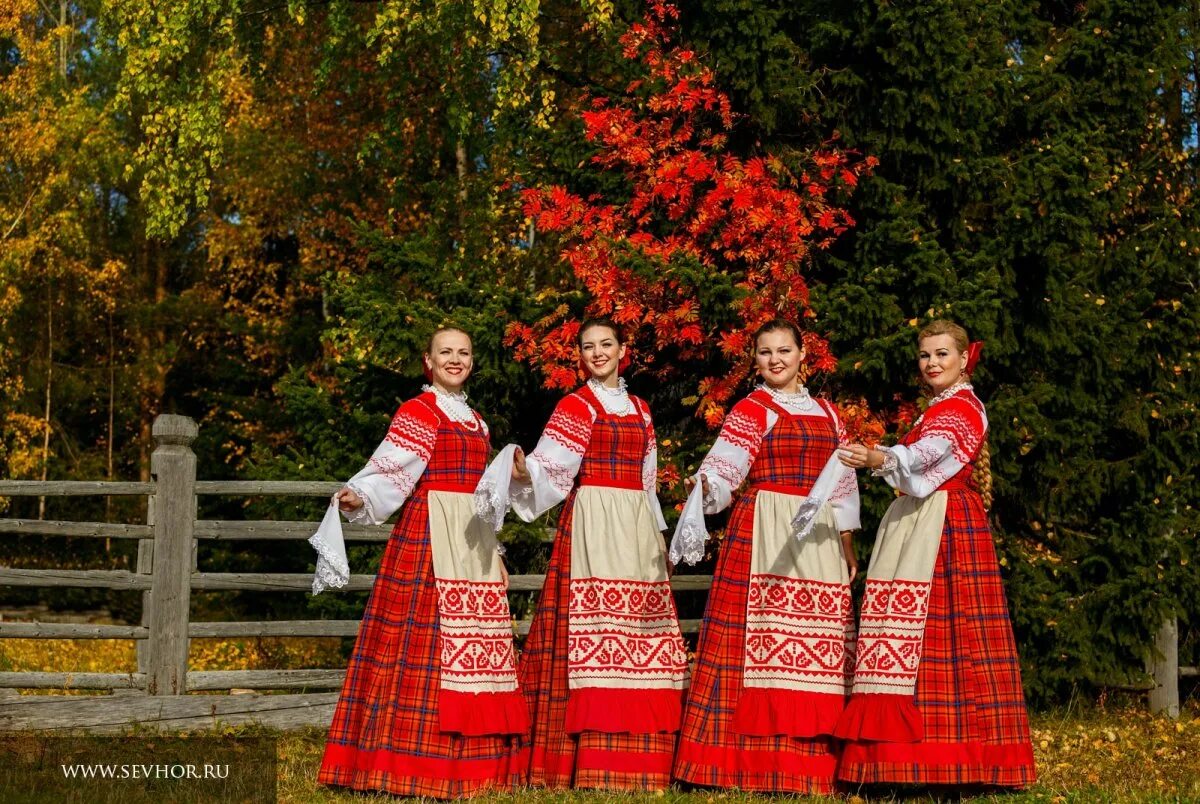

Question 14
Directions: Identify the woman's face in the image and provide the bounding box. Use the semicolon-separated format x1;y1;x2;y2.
918;334;967;393
755;329;805;391
425;330;473;392
580;325;626;384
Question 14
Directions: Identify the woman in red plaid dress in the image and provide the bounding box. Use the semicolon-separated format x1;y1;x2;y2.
495;317;690;791
670;319;862;795
834;320;1036;787
311;327;529;799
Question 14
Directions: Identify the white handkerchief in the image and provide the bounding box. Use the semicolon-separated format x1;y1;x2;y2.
669;476;709;566
790;451;848;541
474;444;519;533
309;498;350;595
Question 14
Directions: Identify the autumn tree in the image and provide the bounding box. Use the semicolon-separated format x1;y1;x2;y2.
507;0;878;456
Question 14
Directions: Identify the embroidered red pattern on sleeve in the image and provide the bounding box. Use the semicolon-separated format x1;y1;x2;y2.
917;398;985;465
529;394;596;498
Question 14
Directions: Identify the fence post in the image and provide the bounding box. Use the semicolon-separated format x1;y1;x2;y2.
1148;617;1180;718
145;415;198;695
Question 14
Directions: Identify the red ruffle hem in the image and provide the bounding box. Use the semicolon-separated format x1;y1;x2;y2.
439;689;531;736
833;692;924;742
731;688;845;738
564;686;683;734
323;742;530;786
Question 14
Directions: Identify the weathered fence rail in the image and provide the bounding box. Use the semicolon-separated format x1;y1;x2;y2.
0;414;1191;731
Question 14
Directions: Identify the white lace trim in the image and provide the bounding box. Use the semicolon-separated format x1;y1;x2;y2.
872;449;899;477
422;383;480;429
342;480;377;524
474;444;519;533
587;377;635;416
669;478;709;566
756;382;816;413
309;501;350;595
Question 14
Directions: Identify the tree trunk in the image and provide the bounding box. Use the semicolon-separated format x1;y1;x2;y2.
38;281;53;520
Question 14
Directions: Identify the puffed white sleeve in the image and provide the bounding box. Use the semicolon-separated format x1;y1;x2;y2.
669;399;769;566
510;393;595;521
310;398;438;594
638;400;669;532
697;399;770;513
342;399;439;524
875;397;986;499
824;402;862;532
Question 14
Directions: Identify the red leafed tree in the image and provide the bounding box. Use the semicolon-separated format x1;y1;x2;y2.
506;0;879;438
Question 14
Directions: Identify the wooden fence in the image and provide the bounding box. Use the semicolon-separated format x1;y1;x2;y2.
0;414;1189;731
0;415;709;731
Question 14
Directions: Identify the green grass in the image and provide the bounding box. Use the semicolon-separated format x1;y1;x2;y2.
2;703;1196;802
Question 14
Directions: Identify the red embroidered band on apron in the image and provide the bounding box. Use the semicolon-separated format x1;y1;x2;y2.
733;396;853;737
565;389;689;734
424;480;527;735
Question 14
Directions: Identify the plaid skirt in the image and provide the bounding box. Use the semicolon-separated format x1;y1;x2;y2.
318;493;528;799
673;489;839;794
837;489;1036;787
520;491;678;791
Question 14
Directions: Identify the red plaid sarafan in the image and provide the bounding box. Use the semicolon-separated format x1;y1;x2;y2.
673;397;845;794
520;394;678;791
575;385;646;487
318;401;528;799
746;394;838;493
837;488;1036;787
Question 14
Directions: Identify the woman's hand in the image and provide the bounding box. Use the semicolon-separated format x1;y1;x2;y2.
683;472;711;499
838;443;884;471
500;559;510;590
840;530;858;582
335;487;364;513
511;446;531;483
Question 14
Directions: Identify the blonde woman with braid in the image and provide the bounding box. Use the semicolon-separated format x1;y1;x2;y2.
833;320;1035;788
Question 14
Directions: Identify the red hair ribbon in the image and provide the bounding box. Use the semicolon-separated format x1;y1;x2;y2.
423;362;434;381
965;341;984;376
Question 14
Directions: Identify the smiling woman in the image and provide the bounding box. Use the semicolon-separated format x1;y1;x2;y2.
499;316;690;792
832;320;1035;788
670;318;861;795
310;326;529;799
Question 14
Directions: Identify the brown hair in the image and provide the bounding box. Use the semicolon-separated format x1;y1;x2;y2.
917;319;990;509
752;318;804;350
426;326;471;353
578;316;624;345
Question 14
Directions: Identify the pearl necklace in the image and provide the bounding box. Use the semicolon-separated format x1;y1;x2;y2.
757;382;815;412
587;377;635;416
423;384;479;430
927;381;972;408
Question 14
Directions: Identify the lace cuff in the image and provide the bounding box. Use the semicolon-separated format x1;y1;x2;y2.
871;448;898;477
341;481;377;524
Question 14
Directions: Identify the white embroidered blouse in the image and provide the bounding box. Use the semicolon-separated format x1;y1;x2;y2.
509;383;668;532
308;391;487;594
873;384;988;498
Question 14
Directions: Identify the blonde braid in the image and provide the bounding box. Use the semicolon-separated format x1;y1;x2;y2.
974;438;993;511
